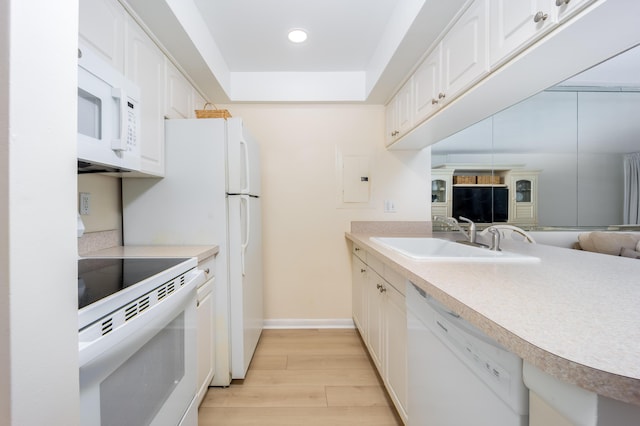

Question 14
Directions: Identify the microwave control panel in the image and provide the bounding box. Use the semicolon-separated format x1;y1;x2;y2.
126;100;138;152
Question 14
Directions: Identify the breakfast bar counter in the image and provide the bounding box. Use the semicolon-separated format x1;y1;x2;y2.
345;222;640;408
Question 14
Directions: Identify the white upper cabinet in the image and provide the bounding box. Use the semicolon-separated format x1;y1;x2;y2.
556;0;594;22
441;0;490;100
78;0;125;73
125;17;166;177
413;47;442;124
165;60;194;119
396;82;414;137
490;0;558;66
385;79;414;146
386;0;489;147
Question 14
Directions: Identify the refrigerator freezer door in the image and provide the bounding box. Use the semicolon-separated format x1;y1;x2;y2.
227;194;263;379
227;118;261;196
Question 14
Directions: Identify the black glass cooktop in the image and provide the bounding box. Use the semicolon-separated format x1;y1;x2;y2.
78;258;189;310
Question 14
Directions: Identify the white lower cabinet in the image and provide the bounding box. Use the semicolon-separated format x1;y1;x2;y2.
196;256;216;406
365;269;385;370
352;244;408;423
384;274;407;420
351;254;367;334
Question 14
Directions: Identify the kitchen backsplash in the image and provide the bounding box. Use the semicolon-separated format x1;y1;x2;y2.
78;230;121;255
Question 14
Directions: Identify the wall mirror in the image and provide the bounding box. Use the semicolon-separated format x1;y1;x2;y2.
431;44;640;229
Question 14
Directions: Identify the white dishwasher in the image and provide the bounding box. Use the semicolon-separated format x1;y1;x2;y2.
406;282;528;426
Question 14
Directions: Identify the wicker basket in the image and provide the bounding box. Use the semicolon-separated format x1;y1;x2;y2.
195;103;232;119
477;175;502;185
453;175;477;184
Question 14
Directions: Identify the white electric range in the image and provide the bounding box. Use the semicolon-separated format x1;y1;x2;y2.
77;257;204;426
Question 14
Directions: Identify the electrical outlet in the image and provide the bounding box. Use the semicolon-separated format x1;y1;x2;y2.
79;192;90;215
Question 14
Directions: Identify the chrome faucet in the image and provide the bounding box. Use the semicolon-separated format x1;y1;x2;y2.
458;216;476;244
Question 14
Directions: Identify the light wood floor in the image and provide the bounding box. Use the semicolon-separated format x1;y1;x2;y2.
198;329;403;426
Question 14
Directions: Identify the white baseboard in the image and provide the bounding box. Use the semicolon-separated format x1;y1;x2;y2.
263;318;355;329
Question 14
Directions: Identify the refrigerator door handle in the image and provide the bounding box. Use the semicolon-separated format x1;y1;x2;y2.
240;194;250;276
240;138;250;194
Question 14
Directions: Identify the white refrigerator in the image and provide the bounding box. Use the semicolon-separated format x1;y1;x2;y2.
122;118;263;385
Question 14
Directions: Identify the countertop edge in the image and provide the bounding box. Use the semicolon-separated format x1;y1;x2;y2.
345;231;640;407
81;245;219;263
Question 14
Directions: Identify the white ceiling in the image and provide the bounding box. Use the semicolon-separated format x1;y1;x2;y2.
124;0;468;103
193;0;398;73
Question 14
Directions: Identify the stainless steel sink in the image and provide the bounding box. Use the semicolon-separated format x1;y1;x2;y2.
370;237;539;263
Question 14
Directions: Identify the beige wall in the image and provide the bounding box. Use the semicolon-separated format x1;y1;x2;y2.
77;174;122;233
222;104;430;322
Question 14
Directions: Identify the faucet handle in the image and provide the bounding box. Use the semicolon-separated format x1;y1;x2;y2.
488;228;501;251
458;216;472;225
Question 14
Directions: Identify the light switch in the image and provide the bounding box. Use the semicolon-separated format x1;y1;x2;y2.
384;200;396;213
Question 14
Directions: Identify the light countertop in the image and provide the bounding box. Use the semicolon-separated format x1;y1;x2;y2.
346;225;640;406
81;245;219;263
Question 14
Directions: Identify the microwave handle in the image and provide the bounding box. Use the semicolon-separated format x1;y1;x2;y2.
111;87;127;152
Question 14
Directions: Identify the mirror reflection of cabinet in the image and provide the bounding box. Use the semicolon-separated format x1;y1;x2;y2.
430;166;539;225
506;171;539;225
431;169;453;218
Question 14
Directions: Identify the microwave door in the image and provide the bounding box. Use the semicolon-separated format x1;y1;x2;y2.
77;66;122;168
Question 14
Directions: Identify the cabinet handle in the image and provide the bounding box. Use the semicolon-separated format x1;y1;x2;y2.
534;11;549;22
360;268;366;273
355;247;360;251
555;0;570;5
376;283;382;290
431;99;439;105
204;268;210;274
380;286;387;293
438;92;446;100
391;130;399;137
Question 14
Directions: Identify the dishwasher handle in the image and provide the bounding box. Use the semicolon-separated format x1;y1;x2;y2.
411;282;460;318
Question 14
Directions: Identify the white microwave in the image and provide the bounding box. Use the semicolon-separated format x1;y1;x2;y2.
77;42;141;173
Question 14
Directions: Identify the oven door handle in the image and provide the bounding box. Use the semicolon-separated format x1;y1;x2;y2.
79;269;203;380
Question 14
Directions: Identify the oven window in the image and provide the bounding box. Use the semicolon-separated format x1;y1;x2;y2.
100;313;185;426
78;88;102;139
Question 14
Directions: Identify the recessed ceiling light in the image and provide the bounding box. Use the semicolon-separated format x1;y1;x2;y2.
288;29;308;43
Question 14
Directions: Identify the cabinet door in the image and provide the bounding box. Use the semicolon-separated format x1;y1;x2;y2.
196;279;215;405
385;99;398;147
366;271;384;370
165;60;194;119
384;282;408;422
351;255;367;334
413;47;441;124
556;0;593;22
79;0;125;73
441;0;489;101
396;80;414;136
509;174;538;224
490;0;557;66
125;18;166;176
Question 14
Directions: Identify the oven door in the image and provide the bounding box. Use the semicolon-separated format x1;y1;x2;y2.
79;272;201;426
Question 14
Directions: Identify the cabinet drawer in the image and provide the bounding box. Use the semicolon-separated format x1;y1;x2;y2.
367;253;385;276
352;244;367;262
384;267;406;296
198;256;216;284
